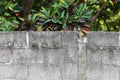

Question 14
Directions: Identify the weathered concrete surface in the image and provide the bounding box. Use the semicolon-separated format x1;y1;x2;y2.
29;32;63;49
0;31;81;80
86;32;120;80
0;31;120;80
87;32;120;48
0;65;27;79
0;32;28;48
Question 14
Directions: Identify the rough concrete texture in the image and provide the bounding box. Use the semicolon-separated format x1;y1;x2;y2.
86;32;120;80
0;31;120;80
0;31;80;80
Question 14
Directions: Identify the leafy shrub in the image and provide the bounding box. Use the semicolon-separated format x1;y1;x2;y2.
36;0;93;33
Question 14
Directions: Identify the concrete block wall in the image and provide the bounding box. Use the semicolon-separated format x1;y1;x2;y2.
0;31;82;80
0;31;120;80
86;32;120;80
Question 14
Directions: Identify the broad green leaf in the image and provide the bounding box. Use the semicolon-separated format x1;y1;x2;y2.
76;3;87;17
62;22;67;28
44;19;52;24
60;11;65;18
12;20;20;24
81;14;91;18
19;17;24;21
52;19;62;24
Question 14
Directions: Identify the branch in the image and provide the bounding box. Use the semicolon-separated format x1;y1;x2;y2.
90;2;106;27
23;0;34;19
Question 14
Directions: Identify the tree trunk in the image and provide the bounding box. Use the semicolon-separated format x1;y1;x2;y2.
20;0;34;30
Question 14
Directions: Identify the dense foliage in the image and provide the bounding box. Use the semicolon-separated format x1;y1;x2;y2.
88;0;120;31
0;0;120;32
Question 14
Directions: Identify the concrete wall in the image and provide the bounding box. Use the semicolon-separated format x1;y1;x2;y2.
0;31;120;80
86;32;120;80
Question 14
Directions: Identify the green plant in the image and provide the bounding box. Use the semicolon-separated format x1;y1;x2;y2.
24;13;40;30
0;0;94;32
75;3;93;19
87;0;120;31
0;18;16;31
36;1;93;32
